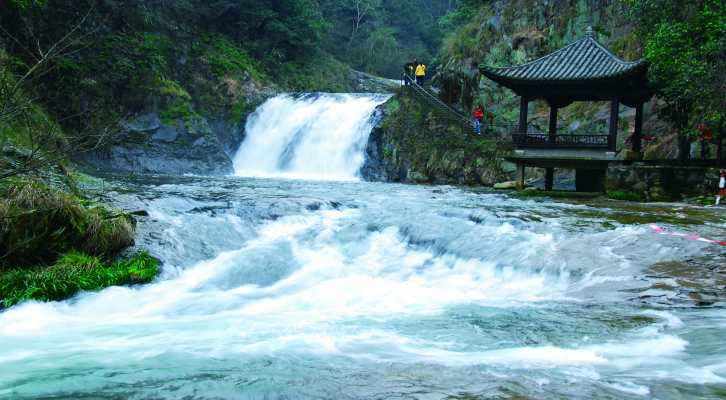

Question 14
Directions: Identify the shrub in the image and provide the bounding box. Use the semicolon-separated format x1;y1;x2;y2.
0;251;159;308
0;178;135;267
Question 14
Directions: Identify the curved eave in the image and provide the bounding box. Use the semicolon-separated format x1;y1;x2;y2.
479;60;649;87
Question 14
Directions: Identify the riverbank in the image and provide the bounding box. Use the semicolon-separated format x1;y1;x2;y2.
0;176;159;308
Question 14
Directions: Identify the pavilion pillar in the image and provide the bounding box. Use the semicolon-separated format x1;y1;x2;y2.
631;102;644;156
516;163;526;189
608;98;620;152
518;97;529;133
544;168;554;191
548;105;558;144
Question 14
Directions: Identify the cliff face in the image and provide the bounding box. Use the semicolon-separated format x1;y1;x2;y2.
76;72;278;176
361;95;510;185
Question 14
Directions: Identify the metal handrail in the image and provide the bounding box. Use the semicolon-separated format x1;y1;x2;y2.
511;133;611;149
402;74;478;135
401;74;521;139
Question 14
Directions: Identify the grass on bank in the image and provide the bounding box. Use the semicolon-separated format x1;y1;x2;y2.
0;177;160;308
0;178;135;266
0;251;158;308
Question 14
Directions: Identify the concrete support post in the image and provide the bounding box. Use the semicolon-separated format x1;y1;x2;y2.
544;168;554;191
516;163;526;189
576;169;606;192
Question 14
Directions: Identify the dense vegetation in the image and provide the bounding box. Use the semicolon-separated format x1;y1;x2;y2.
0;250;158;307
628;0;724;158
0;177;159;308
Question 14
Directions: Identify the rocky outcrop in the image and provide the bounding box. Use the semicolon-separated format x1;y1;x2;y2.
78;114;235;175
361;95;511;185
360;107;407;181
349;70;400;93
606;162;722;201
78;71;278;175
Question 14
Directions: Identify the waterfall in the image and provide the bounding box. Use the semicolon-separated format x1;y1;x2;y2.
233;93;391;181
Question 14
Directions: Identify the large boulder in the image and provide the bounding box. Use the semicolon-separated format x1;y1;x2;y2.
78;114;234;175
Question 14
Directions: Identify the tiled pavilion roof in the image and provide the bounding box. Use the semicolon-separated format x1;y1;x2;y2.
481;28;647;85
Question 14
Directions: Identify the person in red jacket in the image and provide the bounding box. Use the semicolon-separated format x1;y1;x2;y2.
472;104;485;134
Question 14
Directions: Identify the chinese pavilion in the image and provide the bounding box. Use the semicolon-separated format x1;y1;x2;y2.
480;27;653;191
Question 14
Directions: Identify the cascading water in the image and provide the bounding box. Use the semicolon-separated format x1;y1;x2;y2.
0;94;725;398
233;93;390;180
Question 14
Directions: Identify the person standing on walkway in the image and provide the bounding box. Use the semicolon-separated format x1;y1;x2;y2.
472;104;484;135
415;62;426;85
716;169;726;205
403;60;415;85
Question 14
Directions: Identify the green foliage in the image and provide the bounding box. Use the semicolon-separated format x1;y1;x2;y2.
210;0;327;61
319;0;458;77
194;35;266;81
6;0;46;9
607;190;646;202
0;251;159;308
378;93;507;184
629;0;725;140
0;178;135;267
274;52;353;92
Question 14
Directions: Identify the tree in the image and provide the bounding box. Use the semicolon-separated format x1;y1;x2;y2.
0;5;110;181
629;0;725;160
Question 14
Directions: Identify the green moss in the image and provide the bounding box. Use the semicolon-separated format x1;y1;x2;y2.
607;190;646;202
0;251;159;308
155;78;200;124
274;53;352;92
230;99;251;123
195;34;266;81
157;78;192;100
0;178;135;267
160;101;197;125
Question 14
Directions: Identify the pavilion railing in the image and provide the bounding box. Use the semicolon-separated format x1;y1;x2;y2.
511;133;611;149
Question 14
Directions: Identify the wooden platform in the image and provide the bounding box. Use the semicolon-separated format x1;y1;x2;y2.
508;149;616;192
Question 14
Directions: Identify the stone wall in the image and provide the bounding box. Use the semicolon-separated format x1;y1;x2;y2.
606;162;722;201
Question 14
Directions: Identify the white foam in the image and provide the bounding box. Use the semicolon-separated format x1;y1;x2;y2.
233;93;390;180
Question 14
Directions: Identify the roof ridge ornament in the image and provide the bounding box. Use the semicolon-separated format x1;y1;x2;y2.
585;26;594;38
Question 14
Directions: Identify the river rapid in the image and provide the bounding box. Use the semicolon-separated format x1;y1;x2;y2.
1;93;725;399
1;175;724;399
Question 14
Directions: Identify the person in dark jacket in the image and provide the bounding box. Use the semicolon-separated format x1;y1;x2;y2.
403;61;415;85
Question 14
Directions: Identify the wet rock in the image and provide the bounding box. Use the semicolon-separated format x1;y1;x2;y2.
151;126;179;143
494;181;518;190
349;70;399;93
77;113;234;175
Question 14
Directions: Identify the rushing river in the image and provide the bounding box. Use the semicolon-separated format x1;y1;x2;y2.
1;93;725;399
1;175;724;399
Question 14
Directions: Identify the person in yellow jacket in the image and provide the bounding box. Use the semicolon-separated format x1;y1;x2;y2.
415;63;426;85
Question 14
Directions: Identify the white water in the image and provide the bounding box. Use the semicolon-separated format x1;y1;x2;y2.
233;93;390;181
2;89;726;397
